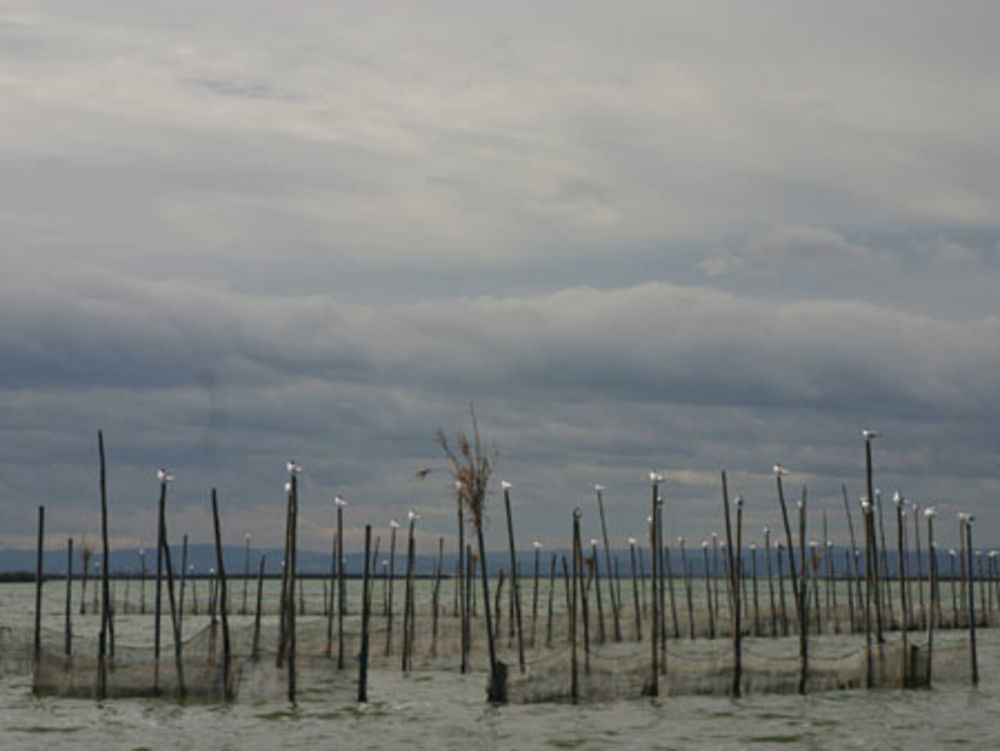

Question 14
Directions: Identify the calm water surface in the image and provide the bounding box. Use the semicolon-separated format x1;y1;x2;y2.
3;582;999;750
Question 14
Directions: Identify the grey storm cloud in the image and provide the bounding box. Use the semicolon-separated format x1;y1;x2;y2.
1;1;999;552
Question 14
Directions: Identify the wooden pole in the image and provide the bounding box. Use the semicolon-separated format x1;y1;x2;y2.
591;541;606;644
571;510;581;702
546;551;556;647
211;489;232;700
894;492;909;686
646;477;659;696
431;536;443;656
842;485;861;633
964;516;978;686
797;488;808;695
530;542;541;648
925;512;936;686
33;506;44;677
402;514;416;672
252;553;266;659
337;501;346;669
776;542;789;636
702;543;714;639
358;524;371;703
65;537;73;657
765;528;776;637
157;474;184;699
502;484;525;671
385;520;398;657
720;472;740;695
629;538;642;640
595;485;621;641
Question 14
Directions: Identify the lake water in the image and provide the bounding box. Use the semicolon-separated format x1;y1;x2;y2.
3;580;999;750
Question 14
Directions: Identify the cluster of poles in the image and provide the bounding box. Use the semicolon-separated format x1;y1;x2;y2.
29;428;993;704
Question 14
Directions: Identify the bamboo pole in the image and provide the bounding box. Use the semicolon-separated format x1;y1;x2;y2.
402;512;417;672
431;536;443;655
764;528;777;637
862;431;885;643
842;485;861;633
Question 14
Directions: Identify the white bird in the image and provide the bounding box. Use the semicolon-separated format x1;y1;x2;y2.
334;496;348;507
924;506;937;518
859;497;872;512
454;480;465;490
826;540;833;549
734;495;745;508
501;480;512;490
156;468;173;483
390;518;400;529
711;532;718;540
772;464;789;476
532;540;542;550
892;490;903;505
627;536;637;546
750;543;757;550
862;428;880;440
594;484;605;492
284;481;292;493
763;526;770;535
677;536;685;545
286;460;301;474
649;470;664;483
989;551;998;559
590;538;600;547
408;509;420;521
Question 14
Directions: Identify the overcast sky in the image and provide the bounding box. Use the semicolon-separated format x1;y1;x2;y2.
3;1;999;558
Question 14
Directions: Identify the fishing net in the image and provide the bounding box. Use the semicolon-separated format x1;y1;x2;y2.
17;577;985;703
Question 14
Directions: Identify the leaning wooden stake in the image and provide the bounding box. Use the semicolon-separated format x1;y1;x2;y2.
595;484;622;641
336;497;346;669
502;482;525;671
571;509;581;702
211;489;233;700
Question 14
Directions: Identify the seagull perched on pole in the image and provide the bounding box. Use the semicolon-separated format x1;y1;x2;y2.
286;460;302;475
501;480;512;490
772;464;788;476
533;540;543;550
408;509;420;522
334;496;348;507
156;468;173;483
594;484;605;492
649;470;664;483
390;518;401;529
862;428;880;441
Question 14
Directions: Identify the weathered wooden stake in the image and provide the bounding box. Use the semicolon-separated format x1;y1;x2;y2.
595;484;622;641
501;483;525;671
211;489;232;700
358;524;371;703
